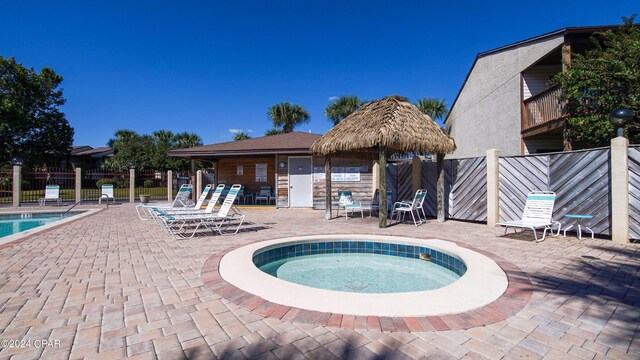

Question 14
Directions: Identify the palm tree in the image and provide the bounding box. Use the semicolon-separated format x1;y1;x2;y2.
107;129;139;148
415;98;448;121
234;131;251;141
174;132;202;149
267;102;310;133
324;96;364;126
264;128;284;136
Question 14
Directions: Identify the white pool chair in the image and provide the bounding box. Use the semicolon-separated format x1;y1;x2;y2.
391;189;427;226
495;191;561;242
136;184;193;220
158;184;244;238
336;190;364;219
39;185;61;206
98;184;115;205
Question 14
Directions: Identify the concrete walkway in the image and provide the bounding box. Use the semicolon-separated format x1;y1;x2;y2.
0;204;638;359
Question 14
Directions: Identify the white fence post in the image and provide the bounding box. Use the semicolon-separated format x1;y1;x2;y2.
486;149;501;226
12;165;21;207
167;170;173;202
75;168;82;203
196;170;203;200
129;169;135;203
611;137;629;243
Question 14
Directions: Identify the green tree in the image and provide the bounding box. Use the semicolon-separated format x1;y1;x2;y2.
553;16;640;148
415;97;448;121
267;102;310;133
324;96;364;126
264;128;284;136
104;130;202;171
0;56;74;167
234;131;251;141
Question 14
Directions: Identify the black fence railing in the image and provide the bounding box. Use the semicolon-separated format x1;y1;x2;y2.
82;169;130;201
135;170;167;200
0;168;12;204
21;168;75;203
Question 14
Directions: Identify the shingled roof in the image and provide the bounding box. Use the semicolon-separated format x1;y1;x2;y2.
167;132;323;159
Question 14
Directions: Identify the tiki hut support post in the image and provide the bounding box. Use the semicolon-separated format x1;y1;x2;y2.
324;155;332;220
379;147;387;228
436;153;445;223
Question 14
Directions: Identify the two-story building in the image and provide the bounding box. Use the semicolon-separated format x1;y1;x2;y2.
446;25;618;158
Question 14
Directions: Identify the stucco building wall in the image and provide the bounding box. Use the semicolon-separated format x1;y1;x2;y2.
446;35;564;158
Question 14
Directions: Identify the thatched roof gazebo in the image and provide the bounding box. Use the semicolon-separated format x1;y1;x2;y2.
310;95;456;228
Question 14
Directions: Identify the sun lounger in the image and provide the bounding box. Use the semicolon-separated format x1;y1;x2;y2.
136;184;193;220
157;184;244;238
495;191;561;242
336;190;363;219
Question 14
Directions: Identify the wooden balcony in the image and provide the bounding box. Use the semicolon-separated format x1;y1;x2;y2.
522;85;565;134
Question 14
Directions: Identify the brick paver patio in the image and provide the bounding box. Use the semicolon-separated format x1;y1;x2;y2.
0;204;638;359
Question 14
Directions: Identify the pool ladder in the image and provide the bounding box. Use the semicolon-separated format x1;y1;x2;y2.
61;200;83;218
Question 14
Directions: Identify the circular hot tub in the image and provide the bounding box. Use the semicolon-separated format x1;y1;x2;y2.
219;234;508;317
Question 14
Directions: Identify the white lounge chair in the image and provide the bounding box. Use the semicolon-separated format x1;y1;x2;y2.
336;190;363;219
98;184;115;205
391;189;427;226
495;191;561;242
158;184;244;238
39;185;61;206
136;184;193;220
153;184;222;217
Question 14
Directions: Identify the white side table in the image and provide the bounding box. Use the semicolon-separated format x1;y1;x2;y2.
563;214;594;239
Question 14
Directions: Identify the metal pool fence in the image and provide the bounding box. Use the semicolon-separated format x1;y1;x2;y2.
21;167;75;203
0;168;12;204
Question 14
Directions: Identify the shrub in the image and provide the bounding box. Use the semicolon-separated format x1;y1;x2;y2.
143;180;154;188
122;180;129;189
96;179;115;188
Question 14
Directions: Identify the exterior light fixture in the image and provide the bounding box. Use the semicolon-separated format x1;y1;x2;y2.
127;161;136;170
279;161;286;169
608;108;634;137
11;156;24;166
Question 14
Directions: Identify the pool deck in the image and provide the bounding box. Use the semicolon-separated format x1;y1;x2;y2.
0;204;638;359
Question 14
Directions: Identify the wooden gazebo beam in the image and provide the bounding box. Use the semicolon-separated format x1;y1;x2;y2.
324;155;332;220
378;147;387;228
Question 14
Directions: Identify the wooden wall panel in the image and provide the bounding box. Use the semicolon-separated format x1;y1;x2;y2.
216;157;275;195
312;157;374;209
277;155;289;207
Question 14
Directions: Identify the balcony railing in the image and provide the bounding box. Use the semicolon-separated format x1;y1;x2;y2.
523;85;564;130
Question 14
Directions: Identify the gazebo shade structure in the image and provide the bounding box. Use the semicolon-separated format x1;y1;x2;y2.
310;95;456;227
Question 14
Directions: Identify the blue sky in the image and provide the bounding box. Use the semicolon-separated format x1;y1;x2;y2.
2;1;637;147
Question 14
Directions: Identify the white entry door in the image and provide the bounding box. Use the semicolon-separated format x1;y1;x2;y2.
289;157;313;207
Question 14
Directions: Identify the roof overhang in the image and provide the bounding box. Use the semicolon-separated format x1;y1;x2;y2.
168;148;312;159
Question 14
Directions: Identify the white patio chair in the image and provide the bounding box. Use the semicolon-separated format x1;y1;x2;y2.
391;189;427;226
38;185;61;206
495;190;561;242
98;184;115;205
336;190;364;219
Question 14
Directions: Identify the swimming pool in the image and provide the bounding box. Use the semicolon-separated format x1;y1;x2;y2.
255;241;465;293
220;235;508;317
0;213;82;238
0;210;95;244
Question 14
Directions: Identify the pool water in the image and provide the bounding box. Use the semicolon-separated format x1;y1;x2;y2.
259;253;461;293
0;213;82;238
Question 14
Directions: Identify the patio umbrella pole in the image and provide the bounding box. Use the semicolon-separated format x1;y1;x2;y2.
379;147;387;228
